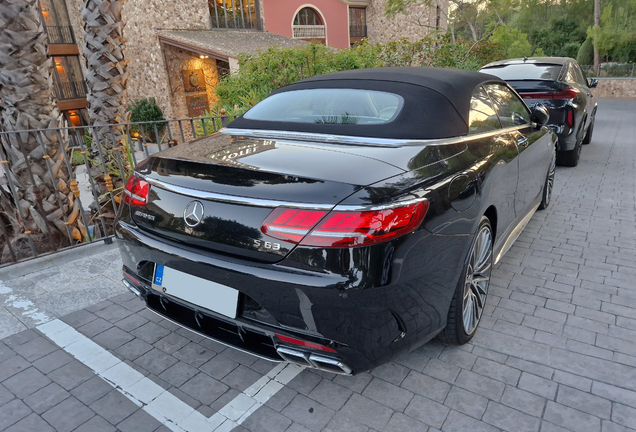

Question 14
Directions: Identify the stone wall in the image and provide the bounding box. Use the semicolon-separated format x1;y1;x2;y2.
592;79;636;99
162;44;220;122
121;0;211;120
366;0;448;44
66;0;85;73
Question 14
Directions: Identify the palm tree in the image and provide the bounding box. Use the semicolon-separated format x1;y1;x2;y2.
82;0;128;148
0;0;76;258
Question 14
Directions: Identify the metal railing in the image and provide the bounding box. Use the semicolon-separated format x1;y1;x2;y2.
45;25;75;44
349;25;367;38
292;25;325;39
53;80;87;101
0;115;237;266
582;64;636;78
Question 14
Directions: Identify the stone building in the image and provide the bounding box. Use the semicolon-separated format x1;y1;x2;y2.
56;0;449;122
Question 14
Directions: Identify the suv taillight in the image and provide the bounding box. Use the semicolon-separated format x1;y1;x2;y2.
552;88;579;99
519;88;578;100
261;200;429;248
123;175;150;207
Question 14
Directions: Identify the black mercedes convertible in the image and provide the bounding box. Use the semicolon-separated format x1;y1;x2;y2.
116;68;557;375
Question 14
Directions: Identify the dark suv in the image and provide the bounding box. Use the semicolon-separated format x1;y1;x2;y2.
481;57;597;167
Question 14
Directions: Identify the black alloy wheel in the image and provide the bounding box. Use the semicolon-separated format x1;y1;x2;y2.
538;148;556;210
439;216;493;345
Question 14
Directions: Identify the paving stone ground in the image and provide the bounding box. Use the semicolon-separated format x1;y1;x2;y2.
0;98;635;432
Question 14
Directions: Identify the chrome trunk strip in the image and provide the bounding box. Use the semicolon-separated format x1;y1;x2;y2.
140;174;427;212
139;175;336;210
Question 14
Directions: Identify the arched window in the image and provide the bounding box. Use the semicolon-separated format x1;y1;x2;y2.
292;7;325;40
294;7;323;26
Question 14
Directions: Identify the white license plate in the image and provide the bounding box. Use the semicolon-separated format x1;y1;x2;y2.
152;264;239;319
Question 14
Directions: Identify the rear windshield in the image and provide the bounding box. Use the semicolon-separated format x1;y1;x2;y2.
481;64;563;81
244;89;404;125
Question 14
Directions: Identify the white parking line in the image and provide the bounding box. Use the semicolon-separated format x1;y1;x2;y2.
37;319;303;432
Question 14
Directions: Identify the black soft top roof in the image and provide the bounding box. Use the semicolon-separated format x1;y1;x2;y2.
228;67;505;140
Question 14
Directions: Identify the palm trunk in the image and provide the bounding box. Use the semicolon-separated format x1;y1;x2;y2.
82;0;129;148
0;0;74;257
593;0;600;75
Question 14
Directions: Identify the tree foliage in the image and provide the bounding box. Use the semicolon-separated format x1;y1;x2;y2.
490;24;532;58
530;17;586;57
587;1;636;62
388;0;636;64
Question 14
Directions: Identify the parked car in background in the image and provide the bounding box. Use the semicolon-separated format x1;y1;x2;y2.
480;57;598;167
116;68;556;375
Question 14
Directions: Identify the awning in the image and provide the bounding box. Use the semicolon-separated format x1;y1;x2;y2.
156;29;308;66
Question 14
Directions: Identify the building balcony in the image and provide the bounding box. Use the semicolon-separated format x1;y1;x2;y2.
54;80;87;101
292;25;325;39
350;25;367;38
45;25;75;44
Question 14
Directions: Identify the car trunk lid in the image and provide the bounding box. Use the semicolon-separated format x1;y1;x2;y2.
130;133;406;262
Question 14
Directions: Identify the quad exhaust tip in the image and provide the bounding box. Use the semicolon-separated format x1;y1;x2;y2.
122;279;142;297
277;346;352;375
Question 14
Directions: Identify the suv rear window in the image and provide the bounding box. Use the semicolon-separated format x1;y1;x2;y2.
481;64;563;81
244;89;404;125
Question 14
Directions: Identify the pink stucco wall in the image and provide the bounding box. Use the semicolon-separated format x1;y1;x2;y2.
262;0;350;49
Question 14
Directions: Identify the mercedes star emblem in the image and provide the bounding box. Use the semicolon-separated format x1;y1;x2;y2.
184;201;204;227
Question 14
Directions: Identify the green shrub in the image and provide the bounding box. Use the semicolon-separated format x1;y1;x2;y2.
558;42;582;59
127;98;166;142
577;37;594;65
71;149;84;166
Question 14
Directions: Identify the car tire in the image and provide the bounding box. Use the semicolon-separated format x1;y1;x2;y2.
557;138;581;167
538;148;556;210
583;117;595;144
439;216;493;345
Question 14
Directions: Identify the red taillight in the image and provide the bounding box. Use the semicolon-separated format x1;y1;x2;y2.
566;110;574;128
261;200;429;248
123;271;141;286
552;88;578;99
519;92;553;99
276;334;337;353
261;209;327;243
519;88;578;100
123;175;150;207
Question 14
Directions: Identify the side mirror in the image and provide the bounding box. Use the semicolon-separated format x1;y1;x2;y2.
531;104;550;127
588;78;598;88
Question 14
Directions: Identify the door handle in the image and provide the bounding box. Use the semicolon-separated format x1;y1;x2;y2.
517;136;529;148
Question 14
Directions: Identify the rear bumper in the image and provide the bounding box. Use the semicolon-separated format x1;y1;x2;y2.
121;278;353;375
115;219;468;374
